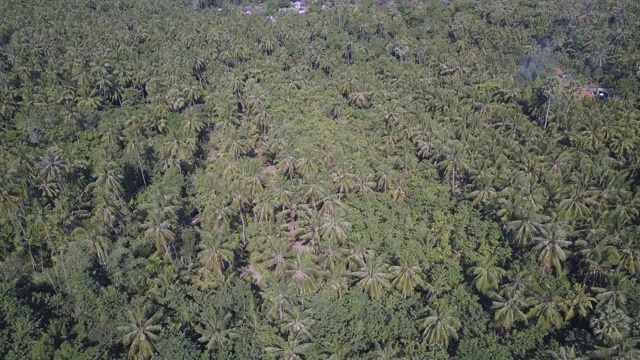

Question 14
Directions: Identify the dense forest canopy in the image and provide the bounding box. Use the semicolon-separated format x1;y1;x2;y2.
1;0;640;358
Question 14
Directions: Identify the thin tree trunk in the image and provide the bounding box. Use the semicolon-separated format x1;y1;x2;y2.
8;211;36;270
43;231;62;286
7;210;20;240
45;228;71;293
451;165;456;190
163;243;173;261
240;210;247;246
544;97;551;129
136;155;147;185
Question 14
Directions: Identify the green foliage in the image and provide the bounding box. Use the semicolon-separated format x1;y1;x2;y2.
0;0;639;357
154;329;203;360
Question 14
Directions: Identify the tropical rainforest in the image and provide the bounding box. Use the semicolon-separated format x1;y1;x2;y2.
1;0;640;359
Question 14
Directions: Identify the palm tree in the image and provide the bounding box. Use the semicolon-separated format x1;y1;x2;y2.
300;182;326;208
526;283;565;329
122;131;149;185
72;223;111;264
391;39;410;64
320;340;355;360
261;278;294;321
94;165;124;201
230;190;251;245
372;341;401;360
38;145;69;189
141;215;175;260
603;202;639;231
323;263;350;299
588;336;640;360
205;203;234;233
117;307;163;360
617;242;639;274
255;236;291;278
328;102;343;120
389;263;428;297
533;224;572;275
197;230;237;278
468;260;506;294
331;168;356;195
468;182;497;208
590;306;631;343
195;309;239;351
491;288;528;330
30;202;70;290
279;308;315;340
349;91;370;109
320;217;351;244
417;306;461;349
0;171;26;243
352;257;391;300
75;86;102;111
435;141;468;190
297;209;324;246
563;283;596;321
547;346;586;360
507;209;549;246
219;128;251;159
265;337;311;360
285;256;319;301
593;272;630;310
276;152;297;179
296;157;318;179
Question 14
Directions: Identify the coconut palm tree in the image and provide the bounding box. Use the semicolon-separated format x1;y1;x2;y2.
526;282;565;329
38;145;69;189
533;224;572;275
468;260;506;295
72;223;111;264
331;168;356;195
265;336;311;360
320;217;351;244
118;307;163;360
592;272;630;310
389;263;427;297
276;152;297;179
435;141;468;190
590;306;632;343
122;131;149;185
547;346;586;360
252;193;277;225
195;309;239;351
588;336;640;360
320;340;355;360
286;256;319;302
197;230;237;279
261;278;294;321
141;215;175;260
507;209;549;246
279;308;315;340
491;288;528;330
349;91;370;109
352;257;391;300
563;283;596;321
417;306;461;349
324;264;350;299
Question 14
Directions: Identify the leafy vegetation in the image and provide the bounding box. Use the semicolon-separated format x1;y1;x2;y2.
1;0;639;358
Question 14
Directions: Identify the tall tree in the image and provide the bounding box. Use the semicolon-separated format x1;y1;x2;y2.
118;308;163;360
418;306;461;349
